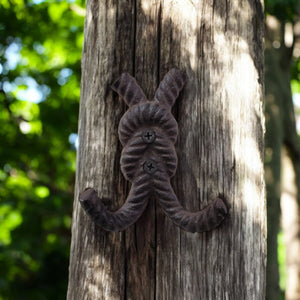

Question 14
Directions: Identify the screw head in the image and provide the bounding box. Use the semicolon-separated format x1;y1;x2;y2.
142;129;156;144
143;159;157;174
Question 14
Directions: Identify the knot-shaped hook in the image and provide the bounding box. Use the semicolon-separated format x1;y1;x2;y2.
79;69;229;232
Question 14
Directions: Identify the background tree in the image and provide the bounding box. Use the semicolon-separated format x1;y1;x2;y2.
0;1;84;298
265;1;300;299
68;0;266;299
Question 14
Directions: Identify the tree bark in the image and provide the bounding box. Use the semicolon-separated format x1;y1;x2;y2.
67;1;266;299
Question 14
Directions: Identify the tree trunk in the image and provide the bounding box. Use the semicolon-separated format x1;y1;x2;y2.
67;1;266;299
265;16;300;299
281;147;300;300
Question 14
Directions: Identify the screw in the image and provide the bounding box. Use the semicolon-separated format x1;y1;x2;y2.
143;159;157;174
142;129;156;144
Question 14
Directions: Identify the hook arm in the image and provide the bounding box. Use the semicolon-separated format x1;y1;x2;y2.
154;177;229;233
154;68;187;108
79;182;150;232
112;73;147;107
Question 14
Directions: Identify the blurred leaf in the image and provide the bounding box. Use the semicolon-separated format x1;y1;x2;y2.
265;0;300;21
0;206;22;245
278;231;286;293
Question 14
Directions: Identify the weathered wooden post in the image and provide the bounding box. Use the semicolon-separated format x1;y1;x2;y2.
67;1;266;299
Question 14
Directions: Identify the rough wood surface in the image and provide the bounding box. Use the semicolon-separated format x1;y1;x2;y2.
67;0;266;299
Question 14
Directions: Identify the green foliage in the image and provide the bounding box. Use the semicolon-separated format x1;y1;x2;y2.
277;231;286;295
0;0;84;298
265;0;300;21
291;56;300;88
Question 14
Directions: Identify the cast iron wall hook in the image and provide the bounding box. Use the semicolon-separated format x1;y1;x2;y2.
79;69;229;232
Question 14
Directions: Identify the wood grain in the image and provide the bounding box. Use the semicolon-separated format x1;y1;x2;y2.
67;0;266;299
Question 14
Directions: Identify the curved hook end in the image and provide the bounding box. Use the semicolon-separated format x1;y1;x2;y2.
214;195;230;218
79;187;111;216
79;187;119;231
78;186;150;232
79;187;98;212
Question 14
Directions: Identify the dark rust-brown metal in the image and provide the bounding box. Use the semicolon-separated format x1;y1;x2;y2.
79;69;229;232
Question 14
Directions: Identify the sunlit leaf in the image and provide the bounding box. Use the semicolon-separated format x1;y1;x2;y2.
0;206;23;245
34;186;50;198
48;2;69;22
278;231;286;292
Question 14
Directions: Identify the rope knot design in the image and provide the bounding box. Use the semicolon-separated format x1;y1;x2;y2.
79;69;229;232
